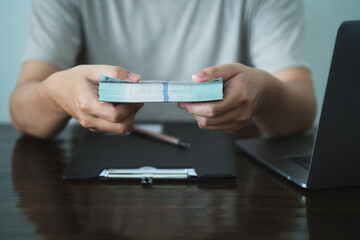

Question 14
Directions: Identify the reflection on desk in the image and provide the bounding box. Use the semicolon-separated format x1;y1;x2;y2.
1;124;360;239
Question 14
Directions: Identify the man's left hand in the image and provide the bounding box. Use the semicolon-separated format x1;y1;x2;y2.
178;63;267;133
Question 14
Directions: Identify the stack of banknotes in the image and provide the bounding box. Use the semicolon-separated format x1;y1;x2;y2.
98;75;223;102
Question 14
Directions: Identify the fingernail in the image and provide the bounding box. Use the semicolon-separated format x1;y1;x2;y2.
193;71;210;81
178;103;185;109
128;72;140;81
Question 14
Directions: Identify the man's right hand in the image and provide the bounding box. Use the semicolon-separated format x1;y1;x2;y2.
44;65;144;134
10;61;143;138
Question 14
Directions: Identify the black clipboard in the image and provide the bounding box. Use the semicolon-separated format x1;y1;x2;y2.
63;123;236;183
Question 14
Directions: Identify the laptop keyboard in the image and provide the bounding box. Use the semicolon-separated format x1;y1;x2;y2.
285;154;311;170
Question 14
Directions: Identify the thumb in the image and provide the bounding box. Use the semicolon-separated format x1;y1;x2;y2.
192;63;242;83
83;65;141;82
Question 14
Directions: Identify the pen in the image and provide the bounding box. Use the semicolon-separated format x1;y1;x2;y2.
132;127;191;148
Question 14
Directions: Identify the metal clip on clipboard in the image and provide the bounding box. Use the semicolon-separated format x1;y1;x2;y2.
99;166;198;184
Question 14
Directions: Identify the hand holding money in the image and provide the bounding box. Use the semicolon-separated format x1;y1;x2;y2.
178;63;268;133
45;65;143;134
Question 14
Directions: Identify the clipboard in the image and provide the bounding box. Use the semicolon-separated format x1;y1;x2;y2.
63;123;236;183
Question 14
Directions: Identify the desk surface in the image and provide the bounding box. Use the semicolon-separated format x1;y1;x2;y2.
1;124;360;240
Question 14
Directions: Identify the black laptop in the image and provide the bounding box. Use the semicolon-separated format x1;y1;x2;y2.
236;21;360;190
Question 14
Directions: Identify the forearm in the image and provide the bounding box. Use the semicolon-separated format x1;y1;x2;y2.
10;75;70;139
11;62;144;138
253;70;316;137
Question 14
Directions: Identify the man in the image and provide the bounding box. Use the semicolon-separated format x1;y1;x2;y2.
10;0;316;139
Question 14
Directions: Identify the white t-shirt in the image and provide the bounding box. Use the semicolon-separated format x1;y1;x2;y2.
24;0;309;121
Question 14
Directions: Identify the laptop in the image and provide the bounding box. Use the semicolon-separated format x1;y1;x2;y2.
236;21;360;190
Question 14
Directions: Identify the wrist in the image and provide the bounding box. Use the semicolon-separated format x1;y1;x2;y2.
39;71;70;117
252;69;285;117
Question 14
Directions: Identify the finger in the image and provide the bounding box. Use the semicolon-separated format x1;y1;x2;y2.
85;114;136;135
192;109;249;128
88;127;98;132
134;103;144;113
91;101;142;123
179;80;242;117
198;122;246;133
77;85;143;122
179;71;246;117
96;103;143;123
179;100;236;118
192;63;244;83
79;65;141;82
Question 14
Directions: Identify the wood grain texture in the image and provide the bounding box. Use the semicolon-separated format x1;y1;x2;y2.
1;124;360;240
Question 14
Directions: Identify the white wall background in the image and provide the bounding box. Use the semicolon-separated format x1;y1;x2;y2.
303;0;360;122
0;0;360;123
0;0;31;123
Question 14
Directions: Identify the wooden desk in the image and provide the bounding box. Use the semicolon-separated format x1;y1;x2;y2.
1;124;360;239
